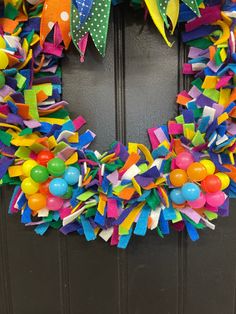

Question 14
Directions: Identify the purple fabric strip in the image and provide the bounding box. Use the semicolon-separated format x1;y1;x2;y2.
196;94;215;107
60;222;80;235
10;92;24;103
218;198;229;217
0;157;14;179
182;25;216;42
33;76;61;85
6;113;24;126
115;204;137;225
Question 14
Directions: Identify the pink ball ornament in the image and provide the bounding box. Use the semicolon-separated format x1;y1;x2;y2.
175;152;194;170
188;192;206;209
47;196;64;211
206;191;225;207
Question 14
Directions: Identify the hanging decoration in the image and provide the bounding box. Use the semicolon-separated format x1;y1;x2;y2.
71;0;111;59
40;0;71;49
0;0;236;248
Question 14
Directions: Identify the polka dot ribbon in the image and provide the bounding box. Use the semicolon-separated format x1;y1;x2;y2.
40;0;71;49
71;0;111;59
158;0;170;28
72;0;93;27
158;0;200;30
181;0;200;16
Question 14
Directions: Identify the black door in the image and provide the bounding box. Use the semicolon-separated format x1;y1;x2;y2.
1;5;236;314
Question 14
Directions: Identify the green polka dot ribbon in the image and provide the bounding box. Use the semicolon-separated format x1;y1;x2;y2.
158;0;169;29
71;0;111;58
182;0;200;17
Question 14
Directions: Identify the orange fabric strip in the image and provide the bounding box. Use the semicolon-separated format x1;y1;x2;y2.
0;18;18;33
120;152;140;172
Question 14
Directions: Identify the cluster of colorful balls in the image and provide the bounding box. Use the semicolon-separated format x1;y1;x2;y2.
21;152;80;212
169;152;230;211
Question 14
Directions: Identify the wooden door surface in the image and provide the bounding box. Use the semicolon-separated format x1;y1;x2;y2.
1;5;236;314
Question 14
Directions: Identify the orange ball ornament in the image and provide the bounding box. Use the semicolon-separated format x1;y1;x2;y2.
169;169;188;187
39;178;52;195
201;175;222;193
187;162;207;182
36;150;54;166
28;193;46;211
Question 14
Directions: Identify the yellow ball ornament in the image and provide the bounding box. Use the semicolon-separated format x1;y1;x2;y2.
200;159;215;175
21;178;39;195
0;36;6;49
22;160;38;177
215;173;230;190
0;51;9;70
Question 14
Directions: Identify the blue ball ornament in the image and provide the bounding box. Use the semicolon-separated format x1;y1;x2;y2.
181;182;200;201
49;178;68;197
63;166;80;185
170;188;185;204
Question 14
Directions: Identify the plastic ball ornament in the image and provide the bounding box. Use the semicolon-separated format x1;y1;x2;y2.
63;166;80;185
181;182;200;201
169;169;187;187
47;158;66;177
62;186;73;199
215;172;230;190
21;177;39;195
39;179;51;195
187;162;207;182
175;152;194;170
49;178;68;196
47;196;64;211
206;191;225;207
28;193;46;211
170;188;185;204
201;175;221;193
188;192;206;209
22;159;38;177
200;159;215;175
30;165;49;183
37;150;54;166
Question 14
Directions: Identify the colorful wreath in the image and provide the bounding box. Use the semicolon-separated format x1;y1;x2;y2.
0;0;235;248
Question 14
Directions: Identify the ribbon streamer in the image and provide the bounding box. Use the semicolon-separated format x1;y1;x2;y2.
182;0;200;16
166;0;179;34
158;0;170;28
40;0;71;49
71;0;111;57
144;0;172;47
72;0;93;26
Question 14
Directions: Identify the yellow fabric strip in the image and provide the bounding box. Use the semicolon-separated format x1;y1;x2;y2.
8;165;23;177
39;117;69;125
166;0;179;35
0;123;21;132
120;202;145;231
212;20;230;46
97;194;106;215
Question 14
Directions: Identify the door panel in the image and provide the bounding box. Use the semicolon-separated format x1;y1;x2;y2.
62;16;120;314
1;186;62;314
124;8;179;314
184;200;236;314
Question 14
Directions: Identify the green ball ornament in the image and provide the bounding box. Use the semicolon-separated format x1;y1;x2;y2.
62;186;73;199
47;157;66;177
0;71;5;89
30;165;49;183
